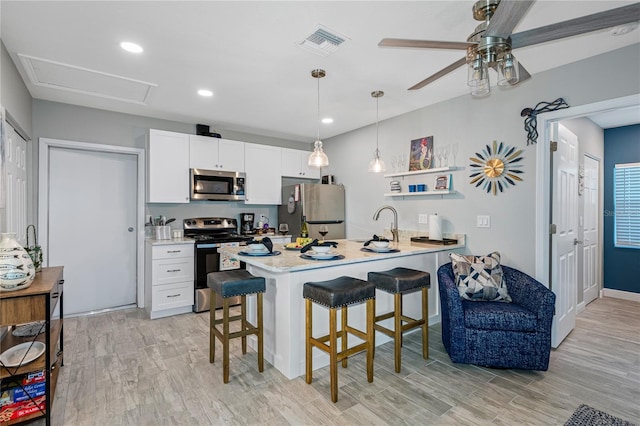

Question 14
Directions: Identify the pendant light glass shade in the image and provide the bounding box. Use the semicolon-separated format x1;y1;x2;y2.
468;54;490;97
368;90;386;173
497;51;520;86
308;69;329;168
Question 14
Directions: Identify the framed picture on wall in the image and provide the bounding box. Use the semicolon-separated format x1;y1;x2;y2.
409;136;433;171
434;174;452;190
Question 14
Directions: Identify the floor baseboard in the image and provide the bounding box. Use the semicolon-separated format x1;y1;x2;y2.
602;288;640;302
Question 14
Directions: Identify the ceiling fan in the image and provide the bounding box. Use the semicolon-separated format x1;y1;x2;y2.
379;0;640;96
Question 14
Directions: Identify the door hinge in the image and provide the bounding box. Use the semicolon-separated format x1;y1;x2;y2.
550;224;557;235
550;141;558;152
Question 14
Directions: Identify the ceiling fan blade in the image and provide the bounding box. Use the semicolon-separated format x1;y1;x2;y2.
379;38;474;50
511;3;640;49
485;0;535;39
408;57;467;90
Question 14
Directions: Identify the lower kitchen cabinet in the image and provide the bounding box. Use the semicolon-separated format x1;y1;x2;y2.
145;240;194;319
0;266;64;425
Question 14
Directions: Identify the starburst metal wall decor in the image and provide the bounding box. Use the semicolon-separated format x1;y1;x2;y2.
469;140;524;196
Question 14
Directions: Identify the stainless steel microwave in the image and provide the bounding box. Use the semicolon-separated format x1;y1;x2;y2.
190;169;246;201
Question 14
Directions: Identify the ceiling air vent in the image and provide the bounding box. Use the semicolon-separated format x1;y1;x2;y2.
299;25;349;56
18;53;157;105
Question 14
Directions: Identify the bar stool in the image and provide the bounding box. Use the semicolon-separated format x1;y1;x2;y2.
208;270;265;383
303;276;376;403
367;267;430;373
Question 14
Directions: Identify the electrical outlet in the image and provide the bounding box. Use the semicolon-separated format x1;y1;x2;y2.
418;214;429;224
477;215;491;228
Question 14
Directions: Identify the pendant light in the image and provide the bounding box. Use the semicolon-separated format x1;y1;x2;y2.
308;69;329;168
368;90;386;173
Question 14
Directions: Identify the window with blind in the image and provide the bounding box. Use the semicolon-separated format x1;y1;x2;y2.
614;163;640;249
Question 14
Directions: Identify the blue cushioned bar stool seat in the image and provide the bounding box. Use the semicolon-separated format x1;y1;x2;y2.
303;276;376;403
208;270;266;383
367;267;431;373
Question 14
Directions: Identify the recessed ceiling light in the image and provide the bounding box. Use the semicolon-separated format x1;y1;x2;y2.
198;89;213;97
120;41;143;54
322;117;333;124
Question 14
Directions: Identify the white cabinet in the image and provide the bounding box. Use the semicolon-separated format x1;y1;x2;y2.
147;129;190;203
244;143;282;205
281;148;320;179
145;242;194;319
189;135;245;172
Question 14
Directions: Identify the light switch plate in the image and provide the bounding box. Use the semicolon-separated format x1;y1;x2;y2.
418;214;429;224
477;215;490;228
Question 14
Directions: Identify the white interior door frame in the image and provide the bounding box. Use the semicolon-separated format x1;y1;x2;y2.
38;138;146;308
535;94;640;286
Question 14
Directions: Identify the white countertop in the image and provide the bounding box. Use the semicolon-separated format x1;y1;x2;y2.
145;237;195;246
220;238;465;273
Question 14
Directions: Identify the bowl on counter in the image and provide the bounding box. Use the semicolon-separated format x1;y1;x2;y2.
372;240;390;248
310;245;332;254
248;243;267;251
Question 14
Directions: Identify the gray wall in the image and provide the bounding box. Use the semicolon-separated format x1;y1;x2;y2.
322;43;640;277
32;100;310;230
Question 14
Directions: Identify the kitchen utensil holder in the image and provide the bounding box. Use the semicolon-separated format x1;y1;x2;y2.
154;225;171;240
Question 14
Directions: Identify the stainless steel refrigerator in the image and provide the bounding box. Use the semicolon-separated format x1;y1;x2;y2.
278;184;346;239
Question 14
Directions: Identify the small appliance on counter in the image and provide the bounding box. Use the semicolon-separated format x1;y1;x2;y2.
240;212;255;235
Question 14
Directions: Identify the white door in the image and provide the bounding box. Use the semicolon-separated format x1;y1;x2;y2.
583;155;600;305
3;121;27;244
551;123;579;347
48;147;138;315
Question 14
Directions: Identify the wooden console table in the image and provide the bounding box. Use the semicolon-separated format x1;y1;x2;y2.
0;266;64;425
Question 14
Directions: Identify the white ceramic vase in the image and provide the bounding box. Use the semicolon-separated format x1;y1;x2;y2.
0;233;36;292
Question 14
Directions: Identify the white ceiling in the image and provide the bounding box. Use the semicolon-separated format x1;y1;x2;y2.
2;1;639;141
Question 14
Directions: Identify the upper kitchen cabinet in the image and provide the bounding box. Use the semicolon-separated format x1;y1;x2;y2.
189;135;245;172
147;129;190;203
244;143;282;205
281;148;320;179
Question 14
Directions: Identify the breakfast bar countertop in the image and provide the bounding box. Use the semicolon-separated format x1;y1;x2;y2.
221;237;465;273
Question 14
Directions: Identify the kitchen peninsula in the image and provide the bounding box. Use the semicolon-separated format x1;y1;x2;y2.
219;238;464;379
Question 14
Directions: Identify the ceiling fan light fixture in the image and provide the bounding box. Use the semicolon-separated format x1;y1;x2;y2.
468;54;490;97
497;51;520;86
308;69;329;168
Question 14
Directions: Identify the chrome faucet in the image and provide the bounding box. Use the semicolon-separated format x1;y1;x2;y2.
373;205;399;243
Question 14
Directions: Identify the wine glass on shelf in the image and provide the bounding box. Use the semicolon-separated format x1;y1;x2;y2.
390;156;397;173
436;146;443;168
398;155;406;172
451;142;459;167
319;225;329;243
443;144;450;167
278;223;289;236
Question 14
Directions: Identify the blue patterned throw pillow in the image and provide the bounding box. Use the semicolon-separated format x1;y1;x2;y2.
450;252;512;302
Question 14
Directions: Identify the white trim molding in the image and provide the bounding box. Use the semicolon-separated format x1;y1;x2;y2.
602;288;640;302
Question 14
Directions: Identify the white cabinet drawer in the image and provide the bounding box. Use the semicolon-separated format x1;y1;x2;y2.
152;257;194;285
152;244;194;260
151;281;193;311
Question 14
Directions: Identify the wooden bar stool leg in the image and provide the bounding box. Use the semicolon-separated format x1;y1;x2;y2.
341;306;348;368
257;292;264;372
422;287;429;359
210;290;216;363
394;293;402;373
241;295;247;354
305;299;313;384
223;297;231;383
329;307;338;403
366;298;375;383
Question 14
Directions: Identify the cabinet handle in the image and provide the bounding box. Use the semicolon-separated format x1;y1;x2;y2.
52;292;59;299
167;293;181;298
167;250;181;253
167;269;181;273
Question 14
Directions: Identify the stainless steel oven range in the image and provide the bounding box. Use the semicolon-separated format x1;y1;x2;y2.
183;217;251;312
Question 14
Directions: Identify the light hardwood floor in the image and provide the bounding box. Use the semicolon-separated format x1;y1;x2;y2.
41;296;638;425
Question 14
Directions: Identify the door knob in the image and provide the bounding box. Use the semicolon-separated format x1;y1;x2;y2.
128;227;134;232
573;238;583;245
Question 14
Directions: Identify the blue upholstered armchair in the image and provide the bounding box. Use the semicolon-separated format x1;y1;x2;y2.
437;262;556;371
